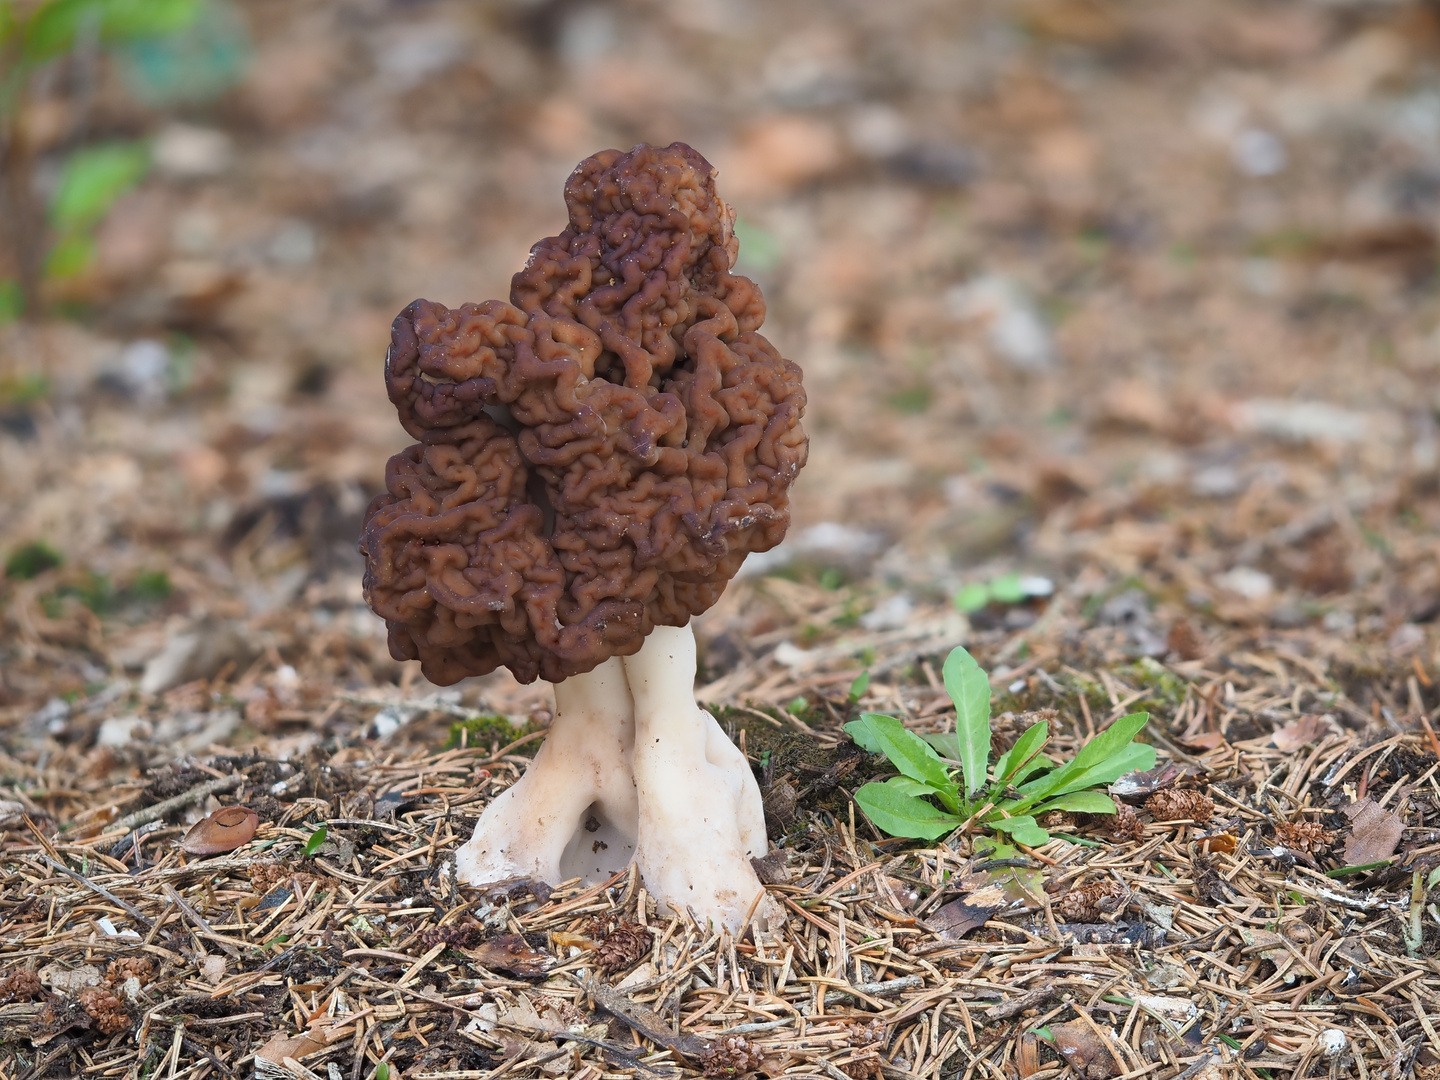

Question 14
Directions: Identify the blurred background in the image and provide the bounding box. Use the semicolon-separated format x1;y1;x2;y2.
3;0;1440;765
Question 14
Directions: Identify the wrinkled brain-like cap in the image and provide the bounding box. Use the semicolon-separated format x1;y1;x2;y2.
361;142;808;685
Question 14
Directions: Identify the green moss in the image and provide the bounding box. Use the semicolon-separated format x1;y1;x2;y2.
128;569;173;603
887;385;932;415
6;541;63;580
444;713;540;753
0;372;49;405
1121;657;1187;706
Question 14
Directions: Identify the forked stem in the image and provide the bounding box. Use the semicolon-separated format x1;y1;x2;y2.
453;625;780;936
454;657;638;885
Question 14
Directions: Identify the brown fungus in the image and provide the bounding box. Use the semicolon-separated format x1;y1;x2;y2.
179;805;259;855
361;142;807;686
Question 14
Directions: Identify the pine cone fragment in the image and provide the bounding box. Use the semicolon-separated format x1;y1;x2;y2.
104;957;155;987
703;1033;765;1077
248;862;316;895
1145;789;1215;824
0;970;44;1003
76;986;130;1034
1055;880;1129;922
839;1017;888;1078
1110;803;1145;842
420;920;485;951
1273;820;1334;853
596;922;654;975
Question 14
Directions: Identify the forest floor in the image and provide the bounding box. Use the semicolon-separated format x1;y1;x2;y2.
3;1;1440;1078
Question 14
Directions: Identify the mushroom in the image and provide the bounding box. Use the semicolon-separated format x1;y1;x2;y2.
361;143;807;933
180;805;259;856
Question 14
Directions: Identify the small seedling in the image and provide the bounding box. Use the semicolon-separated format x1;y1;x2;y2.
845;645;1154;843
0;0;249;313
848;670;871;704
304;826;327;856
954;573;1052;614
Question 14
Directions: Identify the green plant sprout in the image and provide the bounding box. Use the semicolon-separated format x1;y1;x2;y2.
0;0;249;316
845;645;1154;843
954;572;1052;614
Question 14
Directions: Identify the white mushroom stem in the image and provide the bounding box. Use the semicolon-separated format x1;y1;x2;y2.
453;624;781;936
623;624;782;936
454;657;638;885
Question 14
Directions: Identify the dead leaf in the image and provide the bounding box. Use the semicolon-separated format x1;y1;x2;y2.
1272;715;1330;752
199;956;226;985
1342;798;1405;866
1191;852;1234;904
1109;762;1191;800
256;1029;327;1065
479;876;554;905
498;994;568;1034
750;850;790;885
1178;731;1228;751
930;892;1002;941
1239;928;1293;978
471;934;553;978
1049;1019;1120;1079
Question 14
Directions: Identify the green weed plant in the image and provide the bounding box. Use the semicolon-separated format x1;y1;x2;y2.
845;646;1154;844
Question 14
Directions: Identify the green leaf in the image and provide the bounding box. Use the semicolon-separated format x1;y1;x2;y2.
973;836;1018;860
1015;712;1150;808
101;0;202;38
1030;790;1116;816
1326;861;1390;878
23;0;99;60
954;582;990;613
854;779;962;840
989;815;1050;847
23;0;202;61
44;233;95;279
880;776;946;799
989;572;1026;604
844;714;885;754
942;646;991;796
0;279;23;324
992;720;1048;784
848;669;871;702
304;826;327;856
919;731;960;759
845;714;959;811
1045;742;1157;801
0;2;17;46
375;1064;391;1080
49;141;150;232
1009;753;1054;786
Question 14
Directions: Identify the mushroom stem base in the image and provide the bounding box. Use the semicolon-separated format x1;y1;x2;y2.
452;625;778;935
454;657;637;886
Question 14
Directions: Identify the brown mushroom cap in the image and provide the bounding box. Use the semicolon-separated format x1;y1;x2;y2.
361;142;807;684
180;806;259;855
